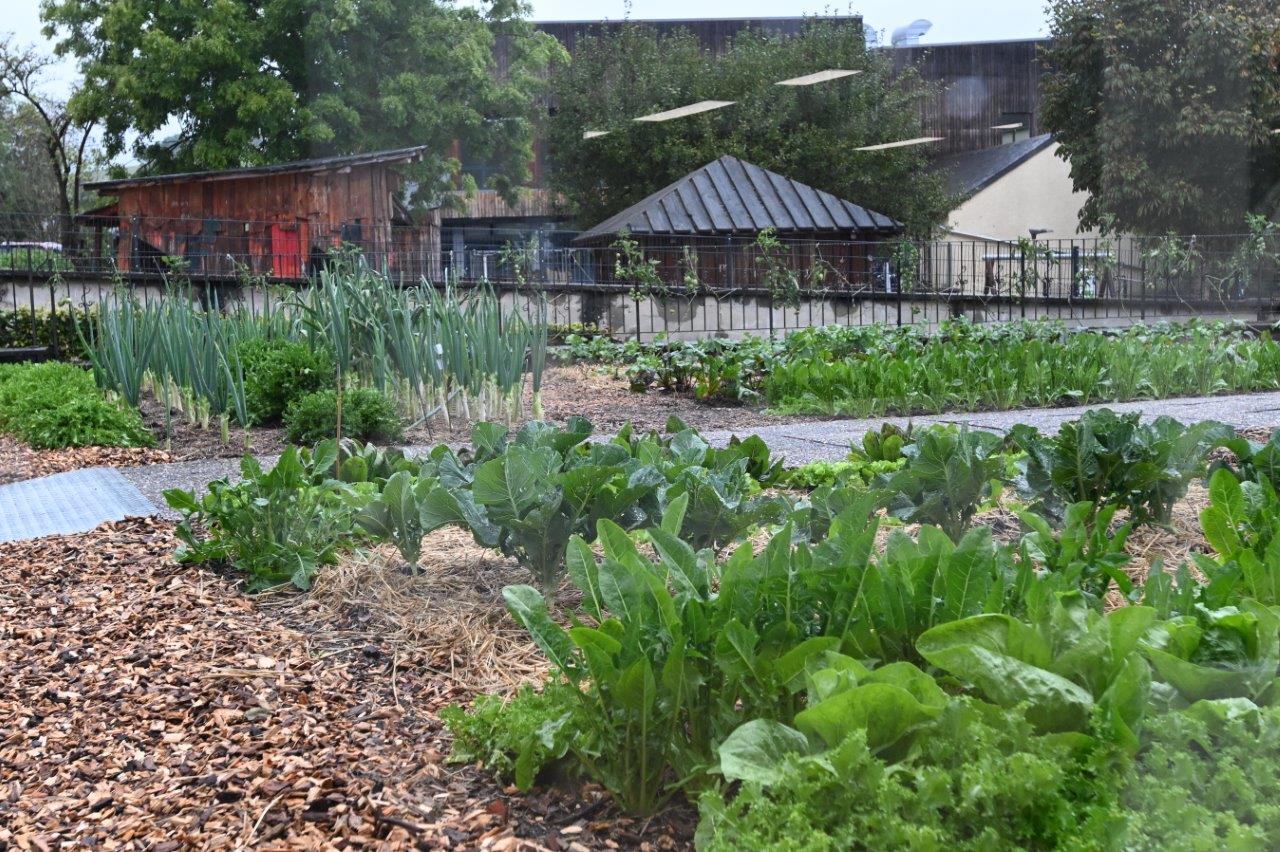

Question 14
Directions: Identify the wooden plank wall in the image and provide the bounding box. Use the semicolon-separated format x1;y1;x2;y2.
889;39;1048;156
112;163;436;277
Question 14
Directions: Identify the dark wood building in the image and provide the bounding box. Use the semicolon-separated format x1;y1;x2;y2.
80;147;439;280
888;39;1049;156
575;155;903;291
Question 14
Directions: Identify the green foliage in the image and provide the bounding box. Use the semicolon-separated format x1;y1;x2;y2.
577;321;1280;417
1198;467;1280;605
0;308;89;359
1018;501;1134;607
1142;599;1280;707
45;0;565;206
1012;409;1232;526
283;387;405;445
850;422;911;463
353;470;430;569
781;458;903;490
498;499;1033;810
164;443;367;591
0;360;152;448
237;338;332;425
698;700;1119;851
763;320;1280;417
441;682;581;791
409;418;786;594
918;593;1156;740
881;426;1007;541
1119;702;1280;849
1042;0;1280;233
546;20;954;233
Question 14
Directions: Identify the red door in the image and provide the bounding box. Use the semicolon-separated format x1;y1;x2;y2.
270;223;302;279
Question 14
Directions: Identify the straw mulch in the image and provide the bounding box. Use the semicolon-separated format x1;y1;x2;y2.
0;518;693;850
273;528;552;696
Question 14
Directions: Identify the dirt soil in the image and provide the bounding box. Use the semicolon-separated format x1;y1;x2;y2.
0;518;695;849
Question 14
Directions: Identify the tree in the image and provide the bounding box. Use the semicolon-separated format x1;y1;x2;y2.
0;100;61;239
545;21;955;235
39;0;563;208
1043;0;1280;234
0;37;98;249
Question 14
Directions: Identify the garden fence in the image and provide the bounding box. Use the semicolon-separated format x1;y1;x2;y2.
2;211;1278;353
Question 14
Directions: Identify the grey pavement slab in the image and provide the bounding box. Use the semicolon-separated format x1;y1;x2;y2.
0;467;158;542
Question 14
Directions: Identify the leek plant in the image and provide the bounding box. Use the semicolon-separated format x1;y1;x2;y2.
79;263;550;443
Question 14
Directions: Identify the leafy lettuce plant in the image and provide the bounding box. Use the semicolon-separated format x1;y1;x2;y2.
1141;600;1280;707
699;697;1119;852
1199;467;1280;604
917;592;1156;743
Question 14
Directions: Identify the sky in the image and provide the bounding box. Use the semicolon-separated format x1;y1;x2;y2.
7;0;1051;98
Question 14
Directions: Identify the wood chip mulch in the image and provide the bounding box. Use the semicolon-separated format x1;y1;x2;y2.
0;518;694;850
0;436;173;486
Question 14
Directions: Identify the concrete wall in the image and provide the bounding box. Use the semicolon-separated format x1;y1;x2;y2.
944;143;1097;242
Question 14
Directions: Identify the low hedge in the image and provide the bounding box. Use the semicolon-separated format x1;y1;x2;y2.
0;308;91;359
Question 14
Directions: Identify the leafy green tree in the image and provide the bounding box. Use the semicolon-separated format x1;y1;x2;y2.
0;100;60;238
0;37;101;248
39;0;563;207
1043;0;1280;234
545;21;954;235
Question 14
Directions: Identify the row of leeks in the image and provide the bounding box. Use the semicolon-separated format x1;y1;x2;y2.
78;291;268;448
290;265;549;429
76;270;551;448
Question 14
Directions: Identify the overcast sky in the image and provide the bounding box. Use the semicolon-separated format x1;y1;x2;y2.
8;0;1050;97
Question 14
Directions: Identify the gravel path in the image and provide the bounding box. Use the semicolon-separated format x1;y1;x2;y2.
113;390;1280;517
706;390;1280;465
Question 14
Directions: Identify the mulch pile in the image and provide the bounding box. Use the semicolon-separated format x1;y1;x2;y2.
0;518;693;849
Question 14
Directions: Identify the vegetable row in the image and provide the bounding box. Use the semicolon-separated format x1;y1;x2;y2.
166;409;1280;847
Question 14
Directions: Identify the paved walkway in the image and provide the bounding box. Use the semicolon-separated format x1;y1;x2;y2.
108;390;1280;517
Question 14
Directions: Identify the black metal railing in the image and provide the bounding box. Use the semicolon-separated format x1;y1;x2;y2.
2;211;1278;349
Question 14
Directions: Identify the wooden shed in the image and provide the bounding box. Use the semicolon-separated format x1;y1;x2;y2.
575;155;904;291
80;146;440;281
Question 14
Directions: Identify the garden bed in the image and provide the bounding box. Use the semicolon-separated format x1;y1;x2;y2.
7;407;1280;847
0;517;694;848
1;364;807;483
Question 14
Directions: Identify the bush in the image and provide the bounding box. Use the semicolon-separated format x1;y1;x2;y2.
1012;409;1233;526
0;308;90;359
237;339;333;424
283;387;404;445
0;361;152;448
881;425;1007;541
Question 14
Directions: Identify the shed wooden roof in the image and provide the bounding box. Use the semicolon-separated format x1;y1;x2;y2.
84;146;431;192
575;155;901;242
